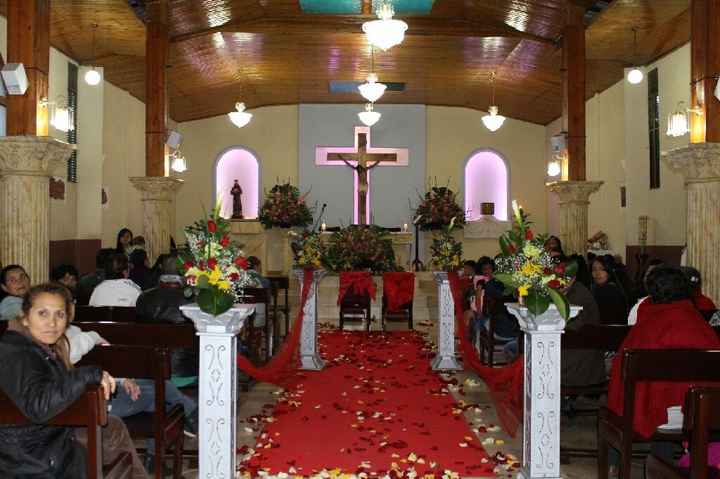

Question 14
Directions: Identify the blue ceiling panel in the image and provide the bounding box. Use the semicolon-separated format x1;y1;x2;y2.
371;0;434;15
299;0;362;14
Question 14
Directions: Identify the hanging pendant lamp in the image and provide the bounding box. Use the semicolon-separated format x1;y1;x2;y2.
358;47;386;102
626;28;644;85
358;103;381;126
481;72;506;132
362;1;408;51
85;24;102;86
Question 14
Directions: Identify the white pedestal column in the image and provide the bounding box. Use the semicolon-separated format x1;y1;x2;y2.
431;271;461;371
664;143;720;303
180;304;254;479
507;304;581;479
293;268;327;370
129;176;183;263
546;181;603;255
0;137;74;282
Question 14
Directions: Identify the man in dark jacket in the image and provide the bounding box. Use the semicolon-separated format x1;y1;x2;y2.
135;255;198;379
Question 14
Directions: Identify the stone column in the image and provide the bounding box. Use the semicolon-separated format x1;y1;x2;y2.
293;268;327;370
129;177;182;263
507;303;582;479
664;143;720;302
546;181;603;255
432;271;461;371
0;137;74;282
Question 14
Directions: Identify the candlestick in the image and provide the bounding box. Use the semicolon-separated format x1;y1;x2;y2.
321;222;327;232
402;223;408;232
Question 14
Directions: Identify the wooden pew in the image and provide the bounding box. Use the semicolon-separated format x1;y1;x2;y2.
79;345;185;479
646;386;720;479
74;306;137;323
76;321;197;350
0;385;132;479
598;349;720;479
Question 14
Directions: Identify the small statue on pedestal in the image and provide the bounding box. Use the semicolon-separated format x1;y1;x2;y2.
230;179;243;219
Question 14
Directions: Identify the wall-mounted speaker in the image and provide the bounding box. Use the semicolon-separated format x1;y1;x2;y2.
165;130;182;149
1;63;29;95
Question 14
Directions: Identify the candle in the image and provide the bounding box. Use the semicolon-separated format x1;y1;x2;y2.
321;222;327;232
403;223;408;232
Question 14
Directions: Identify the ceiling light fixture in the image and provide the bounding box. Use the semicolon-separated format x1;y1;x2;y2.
85;24;102;86
547;160;562;177
626;28;644;85
170;149;188;173
481;72;506;132
362;1;408;52
358;47;386;102
228;102;253;128
358;103;381;126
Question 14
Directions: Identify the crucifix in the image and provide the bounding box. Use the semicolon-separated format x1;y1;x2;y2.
316;126;409;224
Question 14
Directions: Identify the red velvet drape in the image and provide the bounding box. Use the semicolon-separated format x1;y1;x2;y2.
236;269;314;386
447;272;524;437
383;272;415;312
338;272;377;304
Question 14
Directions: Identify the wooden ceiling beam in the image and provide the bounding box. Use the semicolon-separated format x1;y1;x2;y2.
170;15;556;45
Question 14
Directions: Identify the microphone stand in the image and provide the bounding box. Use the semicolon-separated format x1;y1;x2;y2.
412;222;424;272
313;203;327;233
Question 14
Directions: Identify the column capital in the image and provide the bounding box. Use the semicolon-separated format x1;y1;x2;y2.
663;142;720;183
546;180;603;203
129;176;183;200
0;136;74;176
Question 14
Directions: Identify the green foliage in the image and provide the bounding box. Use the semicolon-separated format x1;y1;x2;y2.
197;288;235;316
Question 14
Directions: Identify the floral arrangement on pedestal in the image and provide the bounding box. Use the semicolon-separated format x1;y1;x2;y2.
258;183;313;229
289;230;324;269
414;186;466;231
324;225;397;273
494;201;576;319
179;205;253;315
430;221;463;271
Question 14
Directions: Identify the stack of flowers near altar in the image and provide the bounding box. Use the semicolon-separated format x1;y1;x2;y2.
430;219;463;271
414;186;466;231
493;201;576;319
324;225;397;273
289;230;324;268
259;183;313;229
179;204;253;315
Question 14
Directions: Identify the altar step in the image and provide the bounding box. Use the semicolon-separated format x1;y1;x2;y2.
287;272;440;329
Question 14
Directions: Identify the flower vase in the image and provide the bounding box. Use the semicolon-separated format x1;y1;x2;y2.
292;268;327;370
506;303;582;479
431;271;461;370
180;303;255;479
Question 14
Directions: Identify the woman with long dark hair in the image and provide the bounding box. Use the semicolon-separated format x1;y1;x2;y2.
590;255;630;324
116;228;133;256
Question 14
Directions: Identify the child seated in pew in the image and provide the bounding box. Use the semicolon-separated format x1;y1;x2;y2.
0;283;148;479
0;264;30;321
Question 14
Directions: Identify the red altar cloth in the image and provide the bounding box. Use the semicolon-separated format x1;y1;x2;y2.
337;271;376;304
382;272;415;312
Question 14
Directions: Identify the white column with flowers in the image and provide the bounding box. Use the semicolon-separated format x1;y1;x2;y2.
494;201;581;479
178;207;255;479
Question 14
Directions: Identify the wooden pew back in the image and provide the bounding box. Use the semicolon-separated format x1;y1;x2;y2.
76;321;196;350
74;306;137;323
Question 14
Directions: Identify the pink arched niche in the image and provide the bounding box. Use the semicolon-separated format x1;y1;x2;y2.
214;147;260;219
464;149;509;221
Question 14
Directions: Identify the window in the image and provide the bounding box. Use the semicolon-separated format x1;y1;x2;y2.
464;150;509;221
214;147;260;219
67;63;78;183
648;68;660;189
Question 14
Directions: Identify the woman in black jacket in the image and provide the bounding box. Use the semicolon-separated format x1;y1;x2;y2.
0;283;145;478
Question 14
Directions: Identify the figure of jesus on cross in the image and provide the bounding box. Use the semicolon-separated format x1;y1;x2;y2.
316;126;409;224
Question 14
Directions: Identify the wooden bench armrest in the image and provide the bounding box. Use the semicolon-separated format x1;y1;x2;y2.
0;384;107;427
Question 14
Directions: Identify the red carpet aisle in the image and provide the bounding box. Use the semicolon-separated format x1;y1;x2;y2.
238;331;502;478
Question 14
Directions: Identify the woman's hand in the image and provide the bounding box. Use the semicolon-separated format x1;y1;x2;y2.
100;371;116;400
123;378;141;401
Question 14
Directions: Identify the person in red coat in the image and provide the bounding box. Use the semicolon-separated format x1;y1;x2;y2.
607;266;720;455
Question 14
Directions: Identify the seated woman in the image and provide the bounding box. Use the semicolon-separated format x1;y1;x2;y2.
590;255;630;324
608;266;720;448
0;264;30;321
0;283;147;478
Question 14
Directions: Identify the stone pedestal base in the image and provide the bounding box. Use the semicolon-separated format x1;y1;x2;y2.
432;271;461;371
391;231;413;270
546;181;603;255
263;227;295;275
664;142;720;302
129;177;183;263
293;268;327;370
0;136;74;282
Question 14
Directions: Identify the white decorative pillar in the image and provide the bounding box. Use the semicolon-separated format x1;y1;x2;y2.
546;181;603;255
664;143;720;303
180;304;254;479
293;268;327;370
432;271;461;371
129;176;183;263
0;137;74;282
507;304;581;479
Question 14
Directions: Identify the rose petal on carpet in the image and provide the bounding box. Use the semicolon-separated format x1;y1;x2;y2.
239;331;498;477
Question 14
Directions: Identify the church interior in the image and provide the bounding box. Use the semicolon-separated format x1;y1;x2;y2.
0;0;719;478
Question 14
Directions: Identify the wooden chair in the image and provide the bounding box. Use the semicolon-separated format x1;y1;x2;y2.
381;272;414;330
477;295;516;367
79;345;185;479
0;385;133;479
267;276;290;342
339;272;374;331
646;387;720;479
597;349;720;479
238;287;273;363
